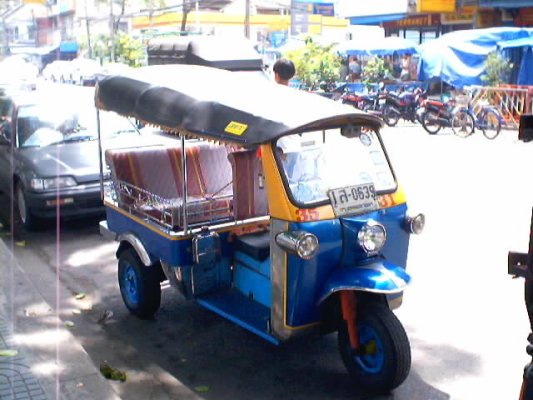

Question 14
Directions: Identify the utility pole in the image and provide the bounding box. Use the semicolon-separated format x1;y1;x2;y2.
109;0;115;62
85;0;92;58
244;0;250;38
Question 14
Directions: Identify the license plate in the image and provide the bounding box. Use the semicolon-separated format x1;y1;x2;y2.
328;184;379;217
379;99;386;105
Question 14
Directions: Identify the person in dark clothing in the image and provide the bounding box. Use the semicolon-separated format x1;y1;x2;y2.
273;58;296;86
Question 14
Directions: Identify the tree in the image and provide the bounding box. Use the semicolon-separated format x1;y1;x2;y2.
362;56;390;89
83;32;144;67
285;38;342;90
95;0;166;61
481;51;513;87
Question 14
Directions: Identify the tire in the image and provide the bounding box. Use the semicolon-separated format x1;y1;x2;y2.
338;303;411;394
15;182;38;231
480;109;502;140
118;248;161;319
451;110;475;138
382;105;400;127
421;110;442;134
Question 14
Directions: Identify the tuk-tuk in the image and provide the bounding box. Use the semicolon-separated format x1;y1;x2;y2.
508;114;533;400
96;64;425;394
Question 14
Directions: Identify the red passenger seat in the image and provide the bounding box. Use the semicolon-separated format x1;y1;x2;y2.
105;141;234;229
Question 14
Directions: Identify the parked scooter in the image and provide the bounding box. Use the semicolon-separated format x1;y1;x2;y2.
341;82;387;117
418;97;474;135
381;88;426;127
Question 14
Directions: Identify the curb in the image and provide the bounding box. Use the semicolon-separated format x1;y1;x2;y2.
0;238;121;400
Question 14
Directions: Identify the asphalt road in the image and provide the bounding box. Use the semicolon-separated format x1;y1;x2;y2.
0;123;531;400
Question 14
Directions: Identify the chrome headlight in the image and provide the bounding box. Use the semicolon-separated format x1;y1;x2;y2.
30;176;77;190
275;231;319;260
406;213;425;234
357;221;386;254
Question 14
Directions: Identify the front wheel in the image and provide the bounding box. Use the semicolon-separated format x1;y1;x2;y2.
15;182;39;230
338;304;411;394
118;248;161;319
451;110;475;138
421;110;442;134
382;105;400;127
480;109;502;140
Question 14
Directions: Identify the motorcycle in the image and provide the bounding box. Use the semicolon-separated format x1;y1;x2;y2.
419;97;475;135
381;88;426;127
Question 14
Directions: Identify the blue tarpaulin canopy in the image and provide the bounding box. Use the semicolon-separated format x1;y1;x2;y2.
418;27;533;88
337;37;418;56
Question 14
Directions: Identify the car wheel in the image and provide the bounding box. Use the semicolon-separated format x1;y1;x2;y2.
118;248;161;319
15;182;38;230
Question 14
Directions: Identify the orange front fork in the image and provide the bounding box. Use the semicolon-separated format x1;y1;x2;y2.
340;290;359;349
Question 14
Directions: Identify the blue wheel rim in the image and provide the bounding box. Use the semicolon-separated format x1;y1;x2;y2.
354;323;385;374
121;264;139;306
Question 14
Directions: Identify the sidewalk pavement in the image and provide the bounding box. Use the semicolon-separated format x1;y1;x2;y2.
0;238;120;400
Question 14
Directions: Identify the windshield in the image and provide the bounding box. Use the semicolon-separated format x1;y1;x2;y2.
275;127;396;206
16;103;139;148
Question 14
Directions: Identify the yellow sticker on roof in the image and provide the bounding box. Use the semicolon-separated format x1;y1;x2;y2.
225;121;248;136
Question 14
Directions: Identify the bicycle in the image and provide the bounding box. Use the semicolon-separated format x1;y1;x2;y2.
452;90;504;140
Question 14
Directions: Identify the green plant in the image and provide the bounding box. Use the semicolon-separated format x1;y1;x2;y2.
362;56;390;89
481;51;513;87
285;38;342;90
82;33;144;67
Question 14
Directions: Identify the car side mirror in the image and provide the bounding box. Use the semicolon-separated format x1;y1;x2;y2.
519;114;533;142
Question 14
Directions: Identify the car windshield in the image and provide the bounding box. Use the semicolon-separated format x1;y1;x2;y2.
275;127;396;206
16;103;139;148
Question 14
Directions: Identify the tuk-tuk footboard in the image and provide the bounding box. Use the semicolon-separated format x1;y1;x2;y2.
196;289;280;345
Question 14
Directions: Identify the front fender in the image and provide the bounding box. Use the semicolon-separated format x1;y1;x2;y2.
317;259;411;305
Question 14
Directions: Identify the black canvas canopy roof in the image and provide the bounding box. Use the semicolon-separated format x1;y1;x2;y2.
95;65;382;146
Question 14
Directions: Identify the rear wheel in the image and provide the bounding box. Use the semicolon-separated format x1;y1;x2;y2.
118;248;161;319
421;110;442;134
382;105;400;127
480;109;502;140
338;303;411;394
451;110;475;138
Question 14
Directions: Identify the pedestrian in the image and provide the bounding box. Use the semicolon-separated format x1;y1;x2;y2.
348;57;362;81
400;54;411;81
273;58;296;86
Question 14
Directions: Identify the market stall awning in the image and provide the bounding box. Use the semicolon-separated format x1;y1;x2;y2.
336;36;418;56
348;13;406;25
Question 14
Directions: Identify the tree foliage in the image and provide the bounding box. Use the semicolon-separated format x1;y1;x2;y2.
481;51;513;87
362;56;391;88
285;38;342;90
85;32;145;67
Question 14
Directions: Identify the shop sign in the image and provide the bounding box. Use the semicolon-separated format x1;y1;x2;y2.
515;7;533;27
412;0;456;13
291;1;312;36
476;9;500;28
313;3;334;17
383;14;440;29
441;5;476;25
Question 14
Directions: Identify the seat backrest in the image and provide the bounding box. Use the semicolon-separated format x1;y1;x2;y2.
195;142;233;197
106;145;182;200
228;149;268;220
